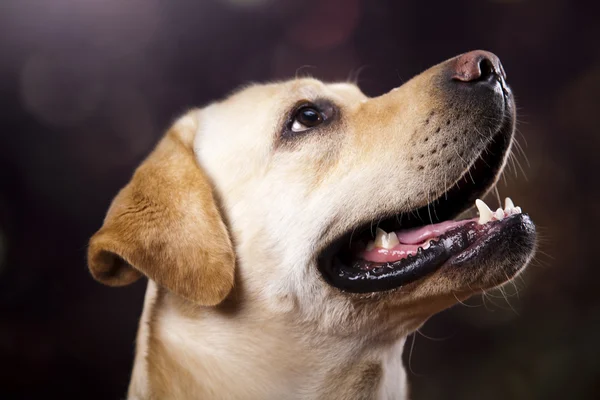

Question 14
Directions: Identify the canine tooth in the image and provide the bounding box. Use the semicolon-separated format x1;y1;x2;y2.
365;241;375;251
423;240;431;250
374;228;387;248
515;206;522;214
475;199;494;224
504;197;515;210
494;208;504;220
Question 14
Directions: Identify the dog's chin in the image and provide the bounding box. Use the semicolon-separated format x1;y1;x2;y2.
317;103;536;297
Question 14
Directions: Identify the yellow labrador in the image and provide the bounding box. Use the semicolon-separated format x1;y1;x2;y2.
88;50;536;399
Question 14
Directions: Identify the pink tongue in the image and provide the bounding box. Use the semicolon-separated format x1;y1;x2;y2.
360;219;473;263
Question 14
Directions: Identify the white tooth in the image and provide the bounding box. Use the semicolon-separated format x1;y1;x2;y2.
507;206;522;215
476;199;494;224
422;240;431;250
504;197;515;211
385;232;400;249
374;228;387;248
365;241;375;251
495;208;504;220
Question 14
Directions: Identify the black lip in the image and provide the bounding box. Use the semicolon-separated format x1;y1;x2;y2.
324;213;535;293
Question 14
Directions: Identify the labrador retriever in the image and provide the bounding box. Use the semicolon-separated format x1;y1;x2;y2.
88;50;536;399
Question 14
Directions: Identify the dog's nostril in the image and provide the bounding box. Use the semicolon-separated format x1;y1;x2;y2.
478;58;495;81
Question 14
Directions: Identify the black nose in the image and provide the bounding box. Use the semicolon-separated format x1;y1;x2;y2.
451;50;506;83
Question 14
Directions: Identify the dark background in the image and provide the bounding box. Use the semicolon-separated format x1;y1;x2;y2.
0;0;598;399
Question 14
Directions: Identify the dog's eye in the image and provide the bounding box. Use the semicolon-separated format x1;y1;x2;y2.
291;106;324;132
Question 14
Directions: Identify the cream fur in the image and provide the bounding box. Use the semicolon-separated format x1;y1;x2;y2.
88;52;533;399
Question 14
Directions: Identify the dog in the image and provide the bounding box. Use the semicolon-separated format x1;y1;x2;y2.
88;50;536;399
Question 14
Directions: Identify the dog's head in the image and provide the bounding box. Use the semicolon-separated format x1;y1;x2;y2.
88;50;536;338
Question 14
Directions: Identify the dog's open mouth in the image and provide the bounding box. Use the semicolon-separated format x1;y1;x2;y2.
319;114;536;293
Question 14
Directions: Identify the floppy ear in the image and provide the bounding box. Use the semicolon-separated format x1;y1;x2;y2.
88;111;235;306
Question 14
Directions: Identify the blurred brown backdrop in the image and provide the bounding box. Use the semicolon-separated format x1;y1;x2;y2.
0;0;598;399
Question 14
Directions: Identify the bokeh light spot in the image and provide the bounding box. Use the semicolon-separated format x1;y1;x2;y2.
285;0;361;51
19;52;104;128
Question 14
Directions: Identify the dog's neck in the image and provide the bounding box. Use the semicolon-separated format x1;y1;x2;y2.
128;281;409;400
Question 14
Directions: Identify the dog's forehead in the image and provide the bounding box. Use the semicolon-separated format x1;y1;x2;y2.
290;79;368;104
325;82;368;102
226;78;367;106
